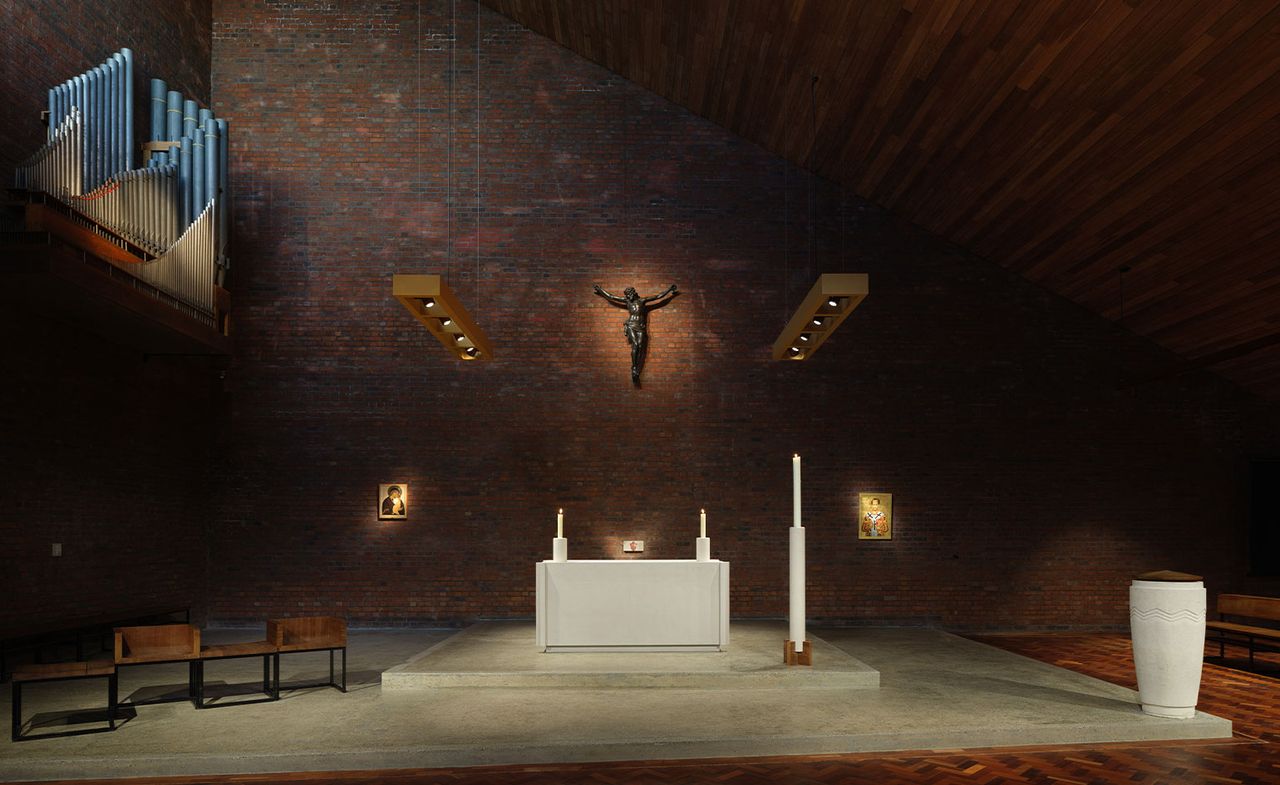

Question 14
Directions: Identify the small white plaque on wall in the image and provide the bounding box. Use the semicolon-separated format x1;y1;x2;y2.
622;540;645;552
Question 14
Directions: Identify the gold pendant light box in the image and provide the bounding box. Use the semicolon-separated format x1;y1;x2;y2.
393;274;493;361
772;273;869;361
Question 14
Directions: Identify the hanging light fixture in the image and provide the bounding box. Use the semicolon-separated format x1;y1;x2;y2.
772;273;868;360
394;0;492;361
772;76;867;361
394;274;492;361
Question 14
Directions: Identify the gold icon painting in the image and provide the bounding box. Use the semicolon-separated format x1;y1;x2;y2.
858;493;892;539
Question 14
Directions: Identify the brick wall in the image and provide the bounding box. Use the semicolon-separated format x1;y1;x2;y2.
208;0;1269;629
0;1;213;632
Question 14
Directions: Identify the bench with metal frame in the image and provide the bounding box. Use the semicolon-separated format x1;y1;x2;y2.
1206;594;1280;666
113;623;200;706
11;661;117;742
195;639;278;708
268;617;347;693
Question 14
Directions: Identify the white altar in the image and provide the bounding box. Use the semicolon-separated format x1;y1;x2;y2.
535;559;730;652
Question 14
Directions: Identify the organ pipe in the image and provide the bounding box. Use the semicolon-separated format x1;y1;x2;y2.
13;48;231;320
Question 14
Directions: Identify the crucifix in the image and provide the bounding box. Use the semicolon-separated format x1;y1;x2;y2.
593;283;679;384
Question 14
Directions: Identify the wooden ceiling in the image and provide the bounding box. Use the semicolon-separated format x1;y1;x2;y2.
481;0;1280;401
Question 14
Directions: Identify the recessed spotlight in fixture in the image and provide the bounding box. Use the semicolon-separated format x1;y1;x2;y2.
422;298;436;309
811;317;825;327
464;347;478;357
827;298;840;308
799;334;811;342
788;346;802;356
454;334;465;343
441;317;453;326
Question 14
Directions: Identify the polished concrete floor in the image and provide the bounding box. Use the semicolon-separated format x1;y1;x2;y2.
0;625;1231;781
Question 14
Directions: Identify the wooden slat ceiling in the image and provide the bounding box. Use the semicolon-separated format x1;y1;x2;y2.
481;0;1280;401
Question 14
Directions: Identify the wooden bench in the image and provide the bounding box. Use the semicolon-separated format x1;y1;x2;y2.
1;606;190;682
114;624;201;706
196;638;278;708
1206;594;1280;665
268;617;347;693
11;661;117;741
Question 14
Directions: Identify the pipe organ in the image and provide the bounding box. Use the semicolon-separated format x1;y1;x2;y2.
13;48;230;323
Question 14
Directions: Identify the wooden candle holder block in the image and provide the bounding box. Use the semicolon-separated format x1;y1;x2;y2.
783;639;813;666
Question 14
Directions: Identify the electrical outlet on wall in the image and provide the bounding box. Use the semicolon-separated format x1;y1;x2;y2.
51;543;62;557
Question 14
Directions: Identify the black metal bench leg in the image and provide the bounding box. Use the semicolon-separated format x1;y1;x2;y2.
196;660;205;709
272;653;280;700
108;672;118;730
262;656;270;695
329;649;334;687
10;680;21;742
188;661;198;705
341;648;347;693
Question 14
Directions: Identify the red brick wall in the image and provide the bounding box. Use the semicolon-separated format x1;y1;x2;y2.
203;0;1280;630
0;1;213;633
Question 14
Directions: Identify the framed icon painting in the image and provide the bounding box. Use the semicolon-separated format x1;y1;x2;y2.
858;493;892;539
379;483;408;520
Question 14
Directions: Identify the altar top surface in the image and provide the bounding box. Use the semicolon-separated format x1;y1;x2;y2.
539;559;726;565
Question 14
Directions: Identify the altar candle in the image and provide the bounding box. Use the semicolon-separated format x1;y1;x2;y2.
792;454;802;528
557;508;563;539
700;508;707;538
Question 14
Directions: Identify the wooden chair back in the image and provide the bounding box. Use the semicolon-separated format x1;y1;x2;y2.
268;616;346;648
114;623;200;661
1217;594;1280;622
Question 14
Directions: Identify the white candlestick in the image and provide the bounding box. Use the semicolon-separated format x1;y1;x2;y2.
792;454;801;528
557;508;563;539
700;508;707;538
790;526;805;649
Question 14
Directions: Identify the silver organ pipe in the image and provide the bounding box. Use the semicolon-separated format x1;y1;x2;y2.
13;48;230;322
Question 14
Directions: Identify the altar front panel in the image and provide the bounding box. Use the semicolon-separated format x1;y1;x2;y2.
536;560;729;652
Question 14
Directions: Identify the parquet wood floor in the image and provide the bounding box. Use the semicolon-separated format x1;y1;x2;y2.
14;634;1280;785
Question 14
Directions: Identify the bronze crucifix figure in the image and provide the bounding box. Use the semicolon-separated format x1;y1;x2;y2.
593;283;679;384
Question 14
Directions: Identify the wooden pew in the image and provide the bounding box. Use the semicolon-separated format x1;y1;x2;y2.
1206;594;1280;666
11;661;117;741
267;617;347;693
113;624;200;706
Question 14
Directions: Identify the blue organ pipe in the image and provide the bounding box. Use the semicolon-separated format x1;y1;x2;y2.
48;85;59;133
111;53;123;175
150;79;167;166
73;75;85;191
83;69;93;188
179;136;192;225
121;48;133;170
86;67;97;188
203;118;218;209
105;58;117;179
95;65;105;187
182;99;197;141
96;65;106;188
166;90;182;142
55;84;66;133
150;80;166;142
47;88;56;141
192;128;205;219
198;107;212;129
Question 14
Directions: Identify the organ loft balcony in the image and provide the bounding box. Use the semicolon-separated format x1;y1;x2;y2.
1;188;231;357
